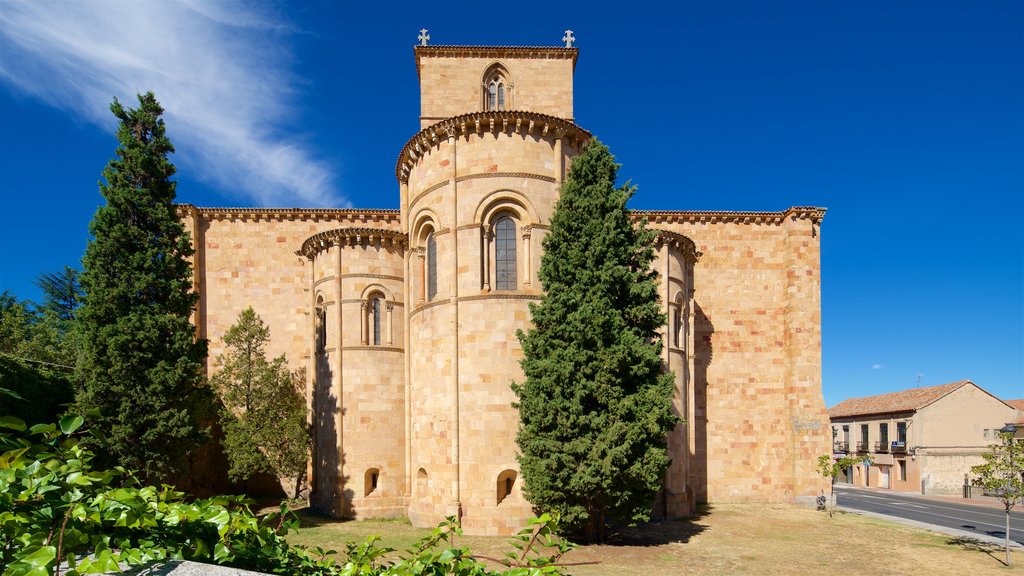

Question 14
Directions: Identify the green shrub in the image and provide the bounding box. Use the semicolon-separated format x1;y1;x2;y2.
0;409;579;575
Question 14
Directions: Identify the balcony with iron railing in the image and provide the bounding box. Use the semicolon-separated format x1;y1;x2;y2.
855;441;870;453
833;440;849;452
874;441;889;453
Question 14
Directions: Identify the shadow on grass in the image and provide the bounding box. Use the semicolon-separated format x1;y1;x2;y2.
294;507;354;529
602;506;712;547
946;536;1008;567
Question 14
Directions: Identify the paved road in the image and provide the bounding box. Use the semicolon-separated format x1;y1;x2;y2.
835;485;1024;546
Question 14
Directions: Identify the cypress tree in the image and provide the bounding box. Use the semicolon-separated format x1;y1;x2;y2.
76;92;208;482
212;307;309;496
513;139;679;542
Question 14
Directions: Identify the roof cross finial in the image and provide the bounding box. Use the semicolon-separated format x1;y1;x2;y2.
562;30;575;48
418;29;430;46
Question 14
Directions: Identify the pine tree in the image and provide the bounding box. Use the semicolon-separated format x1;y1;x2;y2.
34;266;82;321
212;308;308;496
513;139;680;542
76;92;209;482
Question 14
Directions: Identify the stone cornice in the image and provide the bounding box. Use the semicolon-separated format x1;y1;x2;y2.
414;45;578;80
176;204;400;224
635;206;827;226
396;111;591;183
456;171;556;184
650;229;701;262
297;227;408;260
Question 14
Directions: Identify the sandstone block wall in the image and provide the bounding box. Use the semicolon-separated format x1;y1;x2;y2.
416;47;575;126
646;211;831;503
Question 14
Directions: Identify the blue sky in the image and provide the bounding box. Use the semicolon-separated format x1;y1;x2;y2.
0;1;1021;406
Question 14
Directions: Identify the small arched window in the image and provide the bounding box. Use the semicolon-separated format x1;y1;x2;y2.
426;232;438;301
496;469;517;505
364;468;379;497
494;216;517;291
416;468;429;497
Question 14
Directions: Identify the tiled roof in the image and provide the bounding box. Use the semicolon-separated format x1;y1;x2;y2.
1007;399;1024;424
828;380;972;418
1005;399;1024;412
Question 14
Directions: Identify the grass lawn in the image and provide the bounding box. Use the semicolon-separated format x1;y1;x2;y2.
285;504;1022;575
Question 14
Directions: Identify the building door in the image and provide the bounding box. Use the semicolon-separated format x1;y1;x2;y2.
879;466;890;489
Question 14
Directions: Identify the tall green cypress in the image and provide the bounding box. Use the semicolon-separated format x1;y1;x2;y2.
513;139;679;542
77;92;208;482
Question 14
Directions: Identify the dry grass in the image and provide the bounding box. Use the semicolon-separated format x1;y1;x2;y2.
286;504;1023;575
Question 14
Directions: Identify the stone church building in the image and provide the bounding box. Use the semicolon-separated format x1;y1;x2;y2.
178;41;831;535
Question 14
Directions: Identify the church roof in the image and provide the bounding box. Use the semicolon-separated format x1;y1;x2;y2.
414;45;578;79
395;110;591;183
828;380;975;418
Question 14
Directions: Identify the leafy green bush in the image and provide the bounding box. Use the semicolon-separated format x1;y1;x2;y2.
0;412;333;575
0;409;580;575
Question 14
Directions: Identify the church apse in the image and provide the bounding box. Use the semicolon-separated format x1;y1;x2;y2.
180;37;830;535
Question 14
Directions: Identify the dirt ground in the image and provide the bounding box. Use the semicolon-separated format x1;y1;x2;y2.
286;504;1023;575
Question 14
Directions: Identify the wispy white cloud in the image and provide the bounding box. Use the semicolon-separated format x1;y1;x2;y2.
872;364;884;370
0;0;343;207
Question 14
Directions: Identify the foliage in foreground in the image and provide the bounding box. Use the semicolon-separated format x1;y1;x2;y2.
0;410;577;576
211;307;309;495
75;92;209;483
970;431;1023;566
513;139;679;542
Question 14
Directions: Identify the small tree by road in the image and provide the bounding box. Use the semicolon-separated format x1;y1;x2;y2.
971;429;1023;567
817;453;872;517
211;307;309;497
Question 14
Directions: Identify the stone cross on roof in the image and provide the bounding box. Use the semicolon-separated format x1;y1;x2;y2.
418;29;430;46
562;30;575;48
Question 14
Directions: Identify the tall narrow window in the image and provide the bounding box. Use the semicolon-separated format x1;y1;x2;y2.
427;232;437;300
315;297;326;353
372;297;382;345
897;421;907;444
494;216;516;290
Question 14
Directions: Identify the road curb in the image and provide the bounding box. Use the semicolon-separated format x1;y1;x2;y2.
837;507;1024;550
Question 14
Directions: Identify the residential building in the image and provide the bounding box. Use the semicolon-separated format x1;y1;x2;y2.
829;380;1018;495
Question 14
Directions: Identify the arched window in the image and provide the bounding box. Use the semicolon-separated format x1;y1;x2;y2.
673;294;684;348
496;469;517;505
416;468;429;497
364;468;379;497
372;296;382;345
482;64;511;111
494;216;517;291
426;232;438;301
